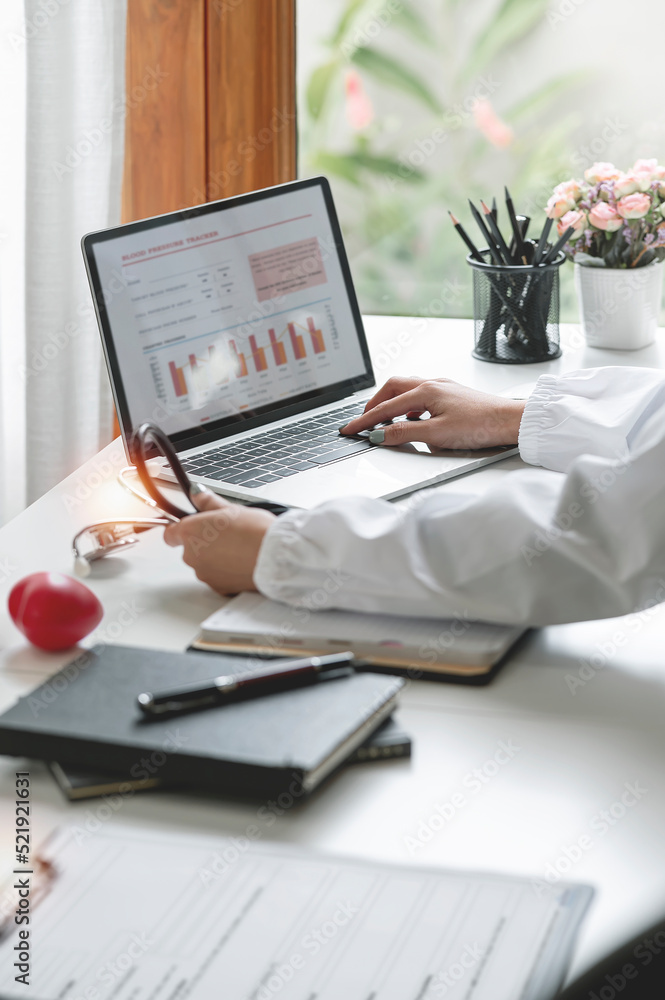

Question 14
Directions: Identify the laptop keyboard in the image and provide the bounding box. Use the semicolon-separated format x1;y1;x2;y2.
180;402;371;488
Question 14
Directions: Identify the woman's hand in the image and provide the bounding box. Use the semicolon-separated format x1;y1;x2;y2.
163;489;276;594
340;376;526;450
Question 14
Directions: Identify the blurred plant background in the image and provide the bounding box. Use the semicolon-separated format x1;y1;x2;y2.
297;0;665;322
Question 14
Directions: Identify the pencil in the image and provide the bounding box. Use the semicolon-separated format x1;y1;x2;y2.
533;217;554;266
504;187;523;262
448;211;484;262
468;200;503;266
481;200;513;265
449;212;498;356
541;225;575;266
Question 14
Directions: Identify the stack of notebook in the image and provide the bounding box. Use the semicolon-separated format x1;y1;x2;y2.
0;599;527;801
0;644;406;801
47;717;412;801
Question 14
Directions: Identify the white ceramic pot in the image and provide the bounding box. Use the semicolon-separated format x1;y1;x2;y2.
574;260;664;350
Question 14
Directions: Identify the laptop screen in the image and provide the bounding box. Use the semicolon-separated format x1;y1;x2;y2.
83;178;374;454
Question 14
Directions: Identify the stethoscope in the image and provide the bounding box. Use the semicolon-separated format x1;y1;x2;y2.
72;422;286;576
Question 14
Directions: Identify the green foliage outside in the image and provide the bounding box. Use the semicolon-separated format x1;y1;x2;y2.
299;0;587;320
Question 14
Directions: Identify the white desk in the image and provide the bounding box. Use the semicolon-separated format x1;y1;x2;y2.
2;317;665;983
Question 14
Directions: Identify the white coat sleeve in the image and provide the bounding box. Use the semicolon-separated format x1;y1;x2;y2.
518;366;665;471
253;367;665;627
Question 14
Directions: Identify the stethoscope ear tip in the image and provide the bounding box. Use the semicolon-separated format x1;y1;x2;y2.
74;556;92;578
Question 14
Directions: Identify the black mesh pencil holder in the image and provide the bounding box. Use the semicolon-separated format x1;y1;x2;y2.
468;250;564;364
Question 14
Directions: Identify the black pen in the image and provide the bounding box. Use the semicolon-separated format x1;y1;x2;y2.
137;652;355;717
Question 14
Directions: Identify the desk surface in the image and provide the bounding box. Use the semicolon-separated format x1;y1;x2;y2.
2;316;665;982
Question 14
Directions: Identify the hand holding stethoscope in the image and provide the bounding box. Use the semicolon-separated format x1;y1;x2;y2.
72;423;286;576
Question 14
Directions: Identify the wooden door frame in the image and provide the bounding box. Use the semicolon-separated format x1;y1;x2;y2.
123;0;296;219
205;0;297;202
116;0;297;434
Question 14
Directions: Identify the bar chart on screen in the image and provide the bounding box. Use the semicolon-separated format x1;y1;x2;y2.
152;307;337;413
90;182;370;439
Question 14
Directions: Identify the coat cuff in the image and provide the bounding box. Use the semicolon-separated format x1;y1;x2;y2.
517;375;561;468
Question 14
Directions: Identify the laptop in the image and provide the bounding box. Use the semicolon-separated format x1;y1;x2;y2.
82;177;516;510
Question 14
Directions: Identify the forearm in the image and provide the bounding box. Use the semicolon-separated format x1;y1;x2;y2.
255;422;665;626
171;367;665;614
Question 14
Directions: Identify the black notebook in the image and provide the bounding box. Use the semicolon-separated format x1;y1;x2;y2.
0;644;403;799
48;718;412;801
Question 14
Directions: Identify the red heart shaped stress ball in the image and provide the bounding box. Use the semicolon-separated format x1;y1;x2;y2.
8;572;104;651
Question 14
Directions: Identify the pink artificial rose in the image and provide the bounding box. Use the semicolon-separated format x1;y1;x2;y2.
472;98;514;148
588;202;623;231
617;192;651;219
614;171;640;198
554;178;583;202
584;162;621;184
557;209;587;238
546;192;575;219
633;158;658;176
628;158;662;191
344;71;373;130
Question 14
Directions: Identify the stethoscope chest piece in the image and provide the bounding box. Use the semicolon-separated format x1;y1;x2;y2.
72;517;171;576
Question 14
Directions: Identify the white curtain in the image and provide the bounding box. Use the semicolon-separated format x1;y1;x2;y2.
23;0;127;504
0;1;27;522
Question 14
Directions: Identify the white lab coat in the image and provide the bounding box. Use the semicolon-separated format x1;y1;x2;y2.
254;367;665;626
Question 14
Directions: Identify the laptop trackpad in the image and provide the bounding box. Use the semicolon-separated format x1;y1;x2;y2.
266;444;517;506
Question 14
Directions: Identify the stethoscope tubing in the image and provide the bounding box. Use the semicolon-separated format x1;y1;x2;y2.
132;422;195;520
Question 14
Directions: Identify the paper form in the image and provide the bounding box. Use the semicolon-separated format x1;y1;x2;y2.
0;824;591;999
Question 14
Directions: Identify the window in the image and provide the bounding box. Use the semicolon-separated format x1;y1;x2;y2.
297;0;665;322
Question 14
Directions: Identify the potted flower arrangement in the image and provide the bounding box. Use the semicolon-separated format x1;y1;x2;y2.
545;160;665;349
